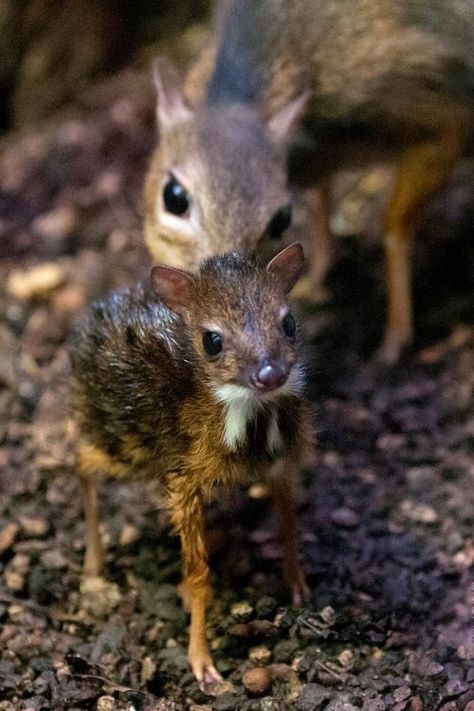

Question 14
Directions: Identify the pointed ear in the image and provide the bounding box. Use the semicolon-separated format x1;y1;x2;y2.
266;242;305;293
152;57;193;127
151;265;196;317
266;92;310;143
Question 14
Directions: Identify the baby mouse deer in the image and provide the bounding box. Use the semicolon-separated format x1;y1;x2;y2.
144;0;474;362
71;243;313;683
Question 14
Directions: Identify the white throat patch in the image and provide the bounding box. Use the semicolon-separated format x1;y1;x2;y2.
213;366;303;452
214;384;260;451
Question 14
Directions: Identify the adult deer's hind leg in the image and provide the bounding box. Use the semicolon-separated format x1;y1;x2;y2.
293;180;333;302
380;107;470;364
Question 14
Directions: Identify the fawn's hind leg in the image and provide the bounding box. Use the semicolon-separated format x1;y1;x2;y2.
268;459;309;606
75;441;106;577
79;469;103;577
381;107;470;363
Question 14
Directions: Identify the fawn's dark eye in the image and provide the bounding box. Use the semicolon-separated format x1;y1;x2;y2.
203;331;223;356
163;175;190;216
282;312;296;339
267;205;292;239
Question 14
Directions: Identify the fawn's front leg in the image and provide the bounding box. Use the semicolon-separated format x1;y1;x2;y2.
167;480;222;684
268;458;310;606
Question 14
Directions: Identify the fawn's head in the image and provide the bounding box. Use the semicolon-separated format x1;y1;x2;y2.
151;243;305;399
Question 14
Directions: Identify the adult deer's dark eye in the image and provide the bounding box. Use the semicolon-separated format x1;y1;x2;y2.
203;331;223;356
163;175;190;216
267;205;292;239
282;312;296;339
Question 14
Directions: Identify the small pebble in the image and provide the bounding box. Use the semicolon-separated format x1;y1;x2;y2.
0;523;19;553
296;683;332;711
424;661;444;677
391;703;409;711
463;703;474;711
32;206;77;239
242;667;272;695
5;571;24;591
337;648;355;669
400;500;438;523
9;552;30;572
96;697;115;711
7;263;65;300
331;507;360;528
52;285;85;313
268;663;293;681
18;516;49;537
249;645;272;664
320;606;336;626
207;680;236;697
227;623;252;637
230;601;253;618
410;697;423;711
40;549;67;569
141;655;156;682
213;692;238;711
119;523;139;546
394;687;412;703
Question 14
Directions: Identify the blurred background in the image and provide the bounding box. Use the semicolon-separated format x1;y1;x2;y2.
0;3;472;709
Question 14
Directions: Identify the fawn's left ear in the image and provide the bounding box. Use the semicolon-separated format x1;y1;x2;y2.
266;242;305;293
151;265;196;318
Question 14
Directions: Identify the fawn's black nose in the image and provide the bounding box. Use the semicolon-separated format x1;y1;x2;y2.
251;360;289;392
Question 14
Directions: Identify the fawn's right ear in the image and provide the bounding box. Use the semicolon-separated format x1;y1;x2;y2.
266;242;305;293
266;92;309;143
152;57;193;128
151;265;196;318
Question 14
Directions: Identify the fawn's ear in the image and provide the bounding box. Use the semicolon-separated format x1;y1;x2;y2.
151;265;196;317
152;57;193;127
266;242;305;293
266;92;309;143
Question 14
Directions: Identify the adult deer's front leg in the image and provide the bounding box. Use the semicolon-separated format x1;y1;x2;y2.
168;481;221;684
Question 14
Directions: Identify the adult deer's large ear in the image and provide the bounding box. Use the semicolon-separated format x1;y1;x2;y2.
266;92;309;143
266;242;305;294
152;57;193;128
151;265;196;318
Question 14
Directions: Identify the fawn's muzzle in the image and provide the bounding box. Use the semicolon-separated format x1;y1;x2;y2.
250;360;289;392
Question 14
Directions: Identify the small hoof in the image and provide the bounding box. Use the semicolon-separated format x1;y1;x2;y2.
287;568;311;606
193;659;223;687
189;644;222;686
80;575;121;616
291;581;311;607
375;328;412;365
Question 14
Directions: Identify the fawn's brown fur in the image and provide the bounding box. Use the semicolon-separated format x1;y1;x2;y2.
71;243;313;682
144;0;474;361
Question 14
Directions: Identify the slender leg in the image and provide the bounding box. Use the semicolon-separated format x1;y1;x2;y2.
268;459;309;605
79;469;104;577
307;179;333;296
168;481;221;684
293;180;333;301
380;110;469;363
